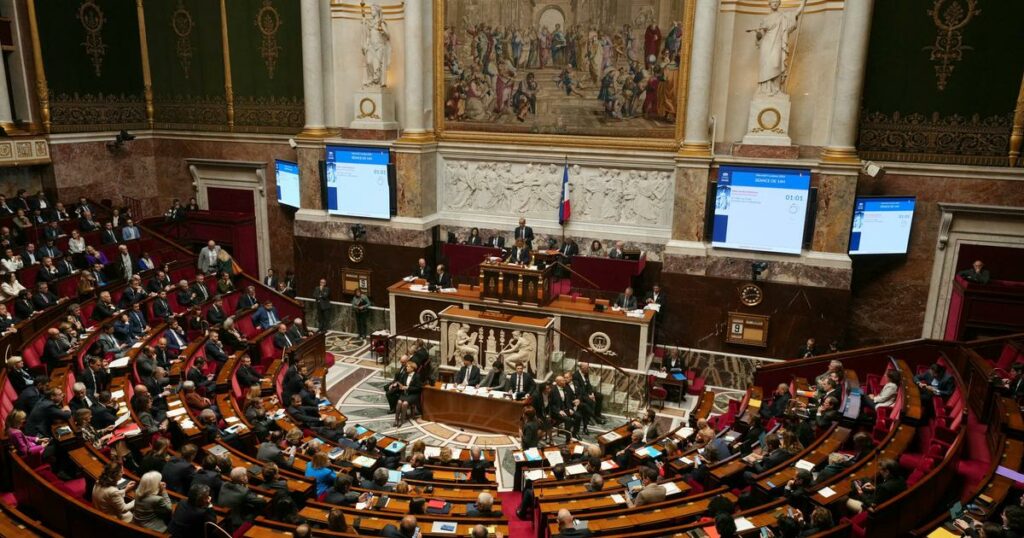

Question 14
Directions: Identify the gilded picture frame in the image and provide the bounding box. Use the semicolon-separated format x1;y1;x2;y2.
433;0;696;151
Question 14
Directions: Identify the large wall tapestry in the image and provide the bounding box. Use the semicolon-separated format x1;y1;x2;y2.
858;0;1024;166
36;0;147;132
437;0;693;144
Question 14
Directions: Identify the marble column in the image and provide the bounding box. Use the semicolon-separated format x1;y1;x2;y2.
318;0;336;129
680;0;719;157
810;170;858;254
821;0;876;163
401;0;429;140
299;0;327;135
671;159;711;243
0;51;14;129
297;142;324;211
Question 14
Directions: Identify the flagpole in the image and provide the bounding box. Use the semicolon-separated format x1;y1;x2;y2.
562;155;568;244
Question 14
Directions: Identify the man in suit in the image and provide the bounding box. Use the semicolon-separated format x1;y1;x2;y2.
237;286;259;310
121;218;141;241
40;328;68;371
312;278;331;331
36;257;60;283
153;338;176;370
614;287;638;310
0;195;12;215
92;291;117;322
235;355;261;389
381;515;419;538
385;355;411;413
287;318;311;342
206;297;227;326
456;355;482;387
486;235;505;248
186;357;216;395
100;222;119;245
607;240;626;259
644;284;665;310
915;362;955;414
21;243;40;266
7;357;36;394
626;467;666;507
151;290;172;321
433;264;452;289
198;240;221;274
164;319;189;353
846;458;906;514
218;467;268;532
273;323;295;350
760;382;791;419
957;259;991;284
55;255;76;278
555;239;579;278
411;259;432;280
52;202;71;222
403;453;434;481
262;268;278;289
466;492;501;518
147;270;172;294
572;362;605;424
190;273;210;304
256;431;296;468
504;362;535;400
749;434;793;475
797;337;818;358
553;509;592;538
205;331;230;364
77;209;99;232
33;282;60;311
39;236;62;257
252;300;280;330
506;239;531;265
81;356;110;399
15;375;45;413
286;393;321;426
513;218;534;249
112;244;135;280
351;288;371;338
25;387;72;437
550;376;580;440
68;382;94;413
119;278;147;308
162;444;198;494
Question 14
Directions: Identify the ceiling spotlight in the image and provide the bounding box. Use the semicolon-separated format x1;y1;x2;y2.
862;161;885;179
351;224;367;241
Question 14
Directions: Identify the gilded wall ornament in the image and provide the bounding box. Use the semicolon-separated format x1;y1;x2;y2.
255;0;282;79
925;0;981;91
172;0;195;78
77;0;107;77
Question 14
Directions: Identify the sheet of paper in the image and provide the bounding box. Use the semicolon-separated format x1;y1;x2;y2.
795;459;815;471
107;357;130;369
110;390;125;399
600;431;621;442
610;494;626;504
166;407;187;418
818;486;837;498
430;521;457;534
565;463;588;475
451;448;463;459
734;518;755;532
600;460;619;471
572;444;585;455
663;482;682;496
424;446;441;458
545;451;564;465
524;469;547;481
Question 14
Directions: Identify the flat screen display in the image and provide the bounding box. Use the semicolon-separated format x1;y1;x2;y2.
274;159;300;208
848;196;916;255
711;165;811;255
324;146;391;219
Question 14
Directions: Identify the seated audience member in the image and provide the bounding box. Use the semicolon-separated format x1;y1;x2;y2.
814;452;852;485
761;383;792;418
626;466;666;507
505;362;535;399
361;467;394;492
237;285;259;310
286;393;322;426
25;387;71;437
218;466;268;531
133;471;173;532
404;453;434;481
957;259;990;284
139;438;172;477
305;452;337;497
554;508;591;537
915;362;954;407
606;240;625;259
797;337;819;359
814;360;843;386
813;396;841;429
324;473;362;506
92;461;136;522
252;299;281;330
456;354;482;387
846;458;906;514
866;369;900;409
257;430;296;468
382;515;420;538
613;287;637;310
221;316;249;350
6;409;50;463
168;483;216;538
192;455;225;500
506;240;530;265
467;491;501;517
235;354;262;388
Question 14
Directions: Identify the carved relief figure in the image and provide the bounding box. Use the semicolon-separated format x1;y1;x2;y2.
362;5;391;88
752;0;808;96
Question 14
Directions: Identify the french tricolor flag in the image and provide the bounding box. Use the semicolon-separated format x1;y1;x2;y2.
559;160;571;225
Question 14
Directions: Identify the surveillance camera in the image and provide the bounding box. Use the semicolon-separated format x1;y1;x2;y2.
751;261;768;281
288;138;298;149
862;161;885;179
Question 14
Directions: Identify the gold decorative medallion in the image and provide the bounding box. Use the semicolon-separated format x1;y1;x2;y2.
347;244;365;263
77;0;107;77
757;107;782;131
172;0;194;78
925;0;980;91
255;0;282;79
357;97;380;120
739;283;764;307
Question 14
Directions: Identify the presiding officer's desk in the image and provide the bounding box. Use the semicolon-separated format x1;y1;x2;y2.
388;279;655;370
422;382;526;436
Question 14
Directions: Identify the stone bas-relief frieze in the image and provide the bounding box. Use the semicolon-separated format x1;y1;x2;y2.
442;160;673;228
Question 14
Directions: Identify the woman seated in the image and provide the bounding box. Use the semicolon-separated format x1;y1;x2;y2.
84;246;108;267
1;271;25;301
68;229;87;255
6;409;51;464
132;470;173;532
93;460;136;522
394;360;423;427
304;452;337;498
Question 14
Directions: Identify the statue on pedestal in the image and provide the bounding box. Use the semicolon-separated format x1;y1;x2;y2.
361;4;391;88
751;0;807;97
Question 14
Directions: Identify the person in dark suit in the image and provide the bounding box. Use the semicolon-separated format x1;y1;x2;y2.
24;387;71;437
7;357;36;394
411;258;433;280
235;355;261;389
146;270;172;293
506;239;531;265
814;452;851;486
15;376;46;413
846;458;906;513
273;323;296;350
432;264;452;288
285;394;321;426
760;383;792;419
750;434;793;475
323;474;361;506
381;515;419;538
100;222;119;245
797;337;818;358
217;467;268;532
394;361;422;427
312;278;331;331
237;286;259;310
466;492;500;518
162;444;199;494
351;288;371;339
190;274;210;304
613;287;638;310
465;227;483;246
644;284;665;309
553;509;592;538
41;328;69;371
606;240;626;259
520;405;542;450
386;355;412;413
957;259;991;284
262;269;278;290
486;235;505;248
915;363;954;402
403;453;434;481
504;362;535;400
572;362;604;424
82;356;110;399
513;218;534;249
92;291;117;322
204;331;230;364
90;391;119;429
151;290;172;321
455;354;482;387
550;376;580;440
35;257;60;283
13;291;35;321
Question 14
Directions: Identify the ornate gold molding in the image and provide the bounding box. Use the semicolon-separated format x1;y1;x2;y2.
1011;71;1024;167
925;0;980;92
136;0;154;129
678;141;712;158
77;0;107;77
25;0;49;133
860;110;1012;166
255;0;282;79
219;0;234;130
820;146;860;164
172;0;194;77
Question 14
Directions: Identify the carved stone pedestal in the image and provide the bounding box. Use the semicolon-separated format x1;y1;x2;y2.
350;89;399;130
742;93;792;146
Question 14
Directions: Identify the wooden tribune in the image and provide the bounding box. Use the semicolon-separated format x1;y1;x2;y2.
421;382;525;436
479;260;554;306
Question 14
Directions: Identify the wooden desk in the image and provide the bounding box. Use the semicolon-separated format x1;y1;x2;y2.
421;383;525;436
479;261;554;306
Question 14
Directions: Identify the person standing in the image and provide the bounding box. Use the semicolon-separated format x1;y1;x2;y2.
513;217;534;250
351;288;370;340
313;278;331;331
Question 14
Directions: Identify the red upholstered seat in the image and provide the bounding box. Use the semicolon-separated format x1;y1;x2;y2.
686;369;705;396
647;375;668;409
842;509;869;537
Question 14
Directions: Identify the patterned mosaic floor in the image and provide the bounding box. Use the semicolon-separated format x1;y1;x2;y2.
322;331;701;490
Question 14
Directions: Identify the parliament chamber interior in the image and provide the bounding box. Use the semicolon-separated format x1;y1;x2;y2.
0;0;1021;537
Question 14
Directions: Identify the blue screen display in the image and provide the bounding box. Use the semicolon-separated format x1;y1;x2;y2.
275;160;300;208
711;166;811;255
325;146;391;219
849;197;916;255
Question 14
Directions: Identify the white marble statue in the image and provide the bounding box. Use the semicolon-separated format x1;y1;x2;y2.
454;325;479;362
500;330;537;372
752;0;808;96
361;4;391;88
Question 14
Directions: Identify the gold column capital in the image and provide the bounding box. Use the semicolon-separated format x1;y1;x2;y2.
820;146;861;164
678;141;712;158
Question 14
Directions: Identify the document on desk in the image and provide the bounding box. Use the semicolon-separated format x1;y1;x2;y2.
523;448;542;461
431;521;458;534
795;459;815;471
610;494;626;504
524;469;547;482
565;463;588;476
600;431;621;442
424;446;441;458
818;486;837;498
733;518;755;532
545;451;564;465
663;482;682;496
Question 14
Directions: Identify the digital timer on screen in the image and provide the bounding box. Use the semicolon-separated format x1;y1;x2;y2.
711;165;811;255
848;196;916;255
324;146;391;220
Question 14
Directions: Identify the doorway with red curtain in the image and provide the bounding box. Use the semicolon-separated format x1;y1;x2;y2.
205;186;260;276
